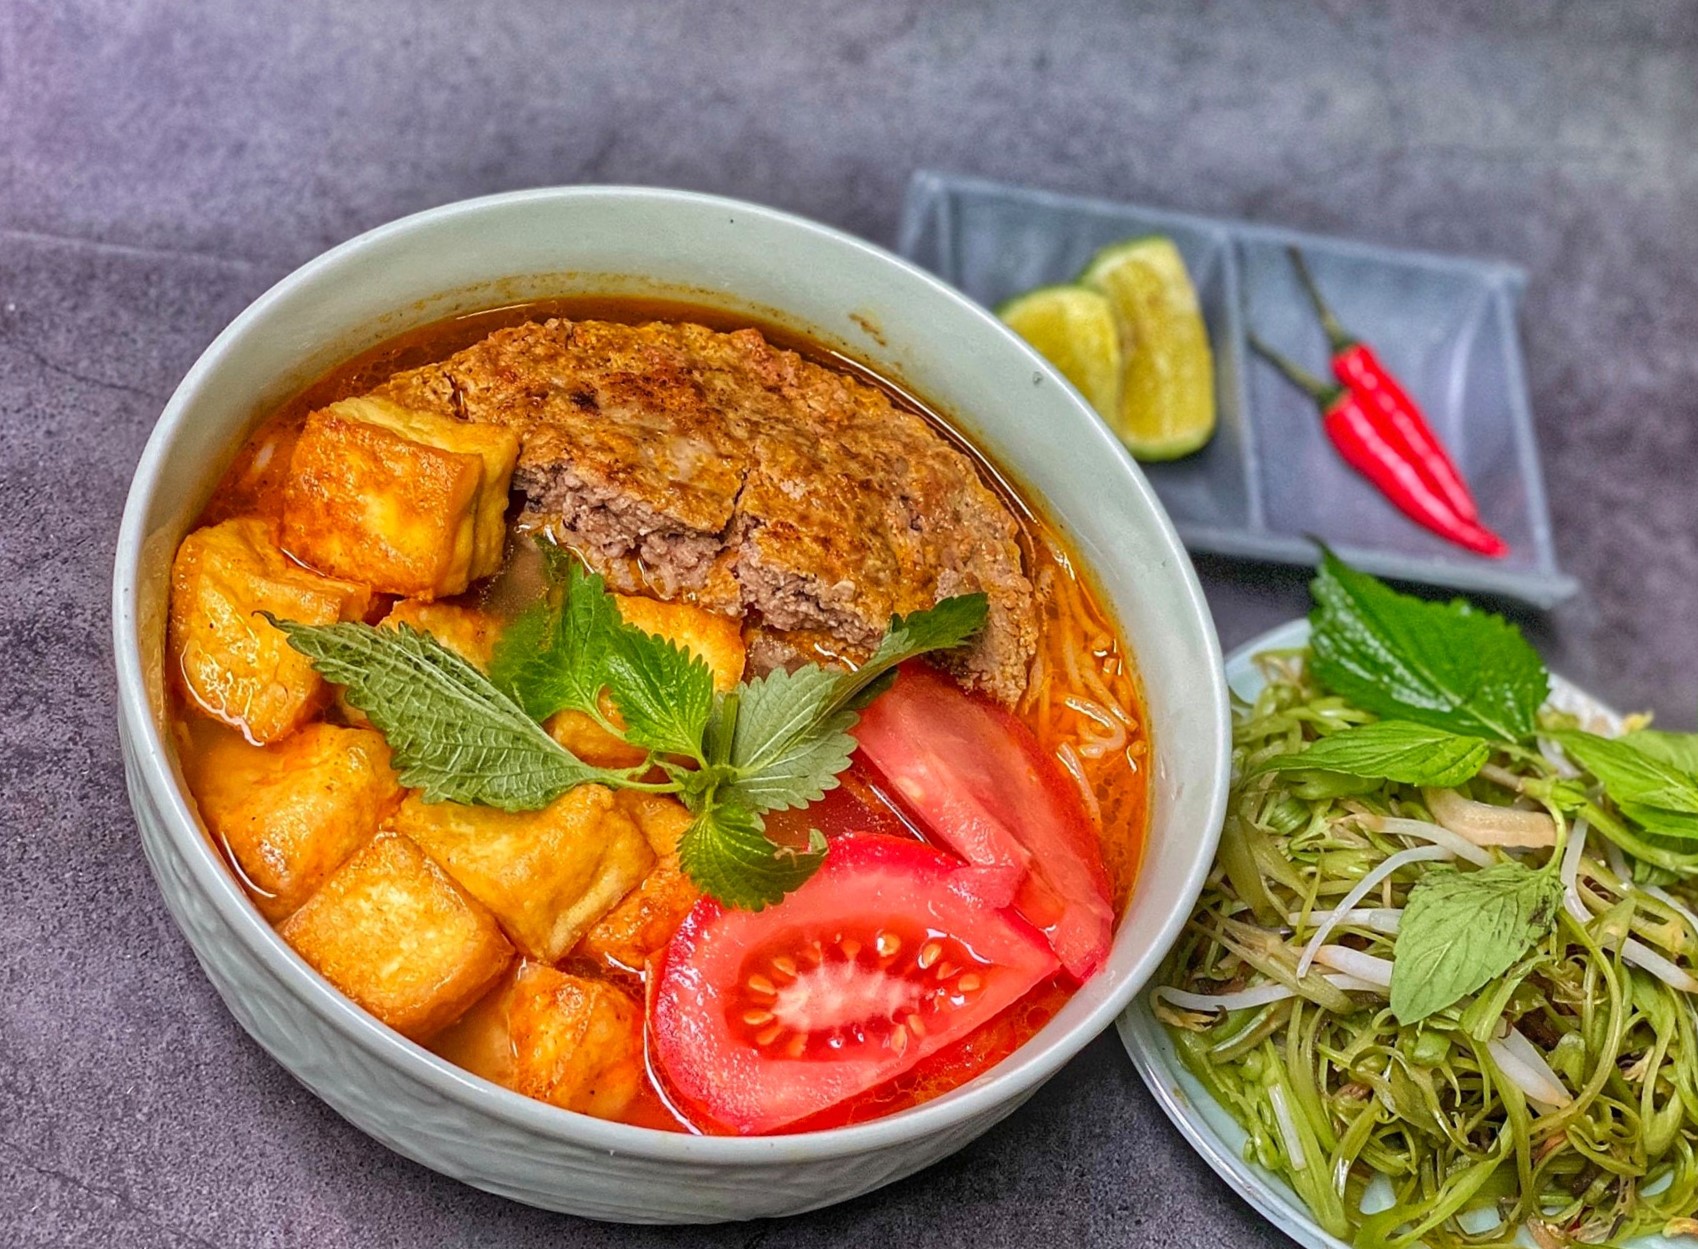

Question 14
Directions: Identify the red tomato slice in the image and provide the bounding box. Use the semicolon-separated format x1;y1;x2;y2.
851;662;1115;980
650;834;1060;1136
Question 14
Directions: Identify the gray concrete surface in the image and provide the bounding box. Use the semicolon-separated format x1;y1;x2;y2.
2;1;1696;1245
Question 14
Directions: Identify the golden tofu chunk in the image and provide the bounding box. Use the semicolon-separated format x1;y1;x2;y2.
547;704;649;769
182;720;401;921
614;594;745;693
381;600;500;670
281;397;518;599
169;517;372;743
616;791;695;857
392;786;653;962
545;598;745;764
509;964;644;1119
335;397;518;574
429;968;520;1088
576;856;699;972
280;830;513;1041
336;600;502;727
429;963;644;1120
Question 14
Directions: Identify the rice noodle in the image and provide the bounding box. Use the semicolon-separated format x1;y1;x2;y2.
1297;845;1455;977
1311;945;1395;987
1065;695;1127;759
1288;908;1402;936
1621;938;1698;994
1489;1025;1573;1108
1153;982;1299;1013
1359;816;1495;867
1561;819;1593;925
1054;741;1101;827
1153;970;1386;1016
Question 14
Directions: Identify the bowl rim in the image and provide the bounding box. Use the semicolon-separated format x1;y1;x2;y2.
112;185;1231;1163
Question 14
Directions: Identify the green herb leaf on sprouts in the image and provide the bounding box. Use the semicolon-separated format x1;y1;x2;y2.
1389;861;1563;1024
676;799;828;910
1552;729;1698;840
269;619;610;811
723;594;990;813
488;557;623;722
604;617;715;760
1621;730;1698;778
1309;551;1548;743
1258;720;1491;789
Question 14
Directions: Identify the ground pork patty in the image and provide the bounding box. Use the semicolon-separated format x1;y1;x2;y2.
372;318;1038;703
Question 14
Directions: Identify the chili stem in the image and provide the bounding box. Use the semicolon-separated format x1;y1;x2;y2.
1287;247;1352;353
1248;333;1341;408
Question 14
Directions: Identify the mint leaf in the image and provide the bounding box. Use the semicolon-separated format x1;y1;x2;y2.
1309;552;1548;742
1259;720;1490;788
605;617;714;759
1553;729;1698;841
839;592;989;712
1619;802;1698;840
489;559;622;721
1553;730;1698;815
726;665;857;813
1622;730;1698;777
271;619;609;811
1390;861;1563;1023
677;800;828;910
723;594;989;812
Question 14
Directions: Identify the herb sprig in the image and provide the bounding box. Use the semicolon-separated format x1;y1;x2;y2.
1251;550;1698;1022
274;540;987;910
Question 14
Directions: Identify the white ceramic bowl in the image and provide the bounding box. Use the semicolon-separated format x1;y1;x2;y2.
112;187;1231;1223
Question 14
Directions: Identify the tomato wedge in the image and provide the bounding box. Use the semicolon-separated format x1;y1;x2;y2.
851;662;1115;980
650;834;1059;1136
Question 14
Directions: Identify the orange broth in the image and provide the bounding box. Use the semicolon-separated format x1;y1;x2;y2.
173;298;1151;1134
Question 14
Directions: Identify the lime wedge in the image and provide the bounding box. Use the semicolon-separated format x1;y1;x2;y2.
1079;236;1216;460
998;285;1122;424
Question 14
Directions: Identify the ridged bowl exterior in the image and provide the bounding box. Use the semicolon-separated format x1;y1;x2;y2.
112;188;1231;1223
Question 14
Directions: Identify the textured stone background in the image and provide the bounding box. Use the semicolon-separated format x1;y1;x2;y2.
3;1;1696;1245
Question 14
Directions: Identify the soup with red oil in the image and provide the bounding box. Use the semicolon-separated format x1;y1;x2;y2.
167;299;1149;1135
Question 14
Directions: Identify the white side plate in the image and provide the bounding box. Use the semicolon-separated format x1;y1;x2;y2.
1115;618;1673;1249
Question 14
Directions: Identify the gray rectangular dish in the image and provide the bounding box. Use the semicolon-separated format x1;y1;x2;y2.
897;170;1575;608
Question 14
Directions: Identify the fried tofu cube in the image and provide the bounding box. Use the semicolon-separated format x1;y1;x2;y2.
616;791;695;857
392;786;654;962
428;963;644;1120
547;704;649;769
613;594;745;693
336;600;502;727
279;830;513;1041
335;397;518;575
508;964;644;1119
281;397;518;599
576;856;700;972
545;598;745;765
182;721;401;921
429;969;520;1088
169;518;372;743
381;600;500;670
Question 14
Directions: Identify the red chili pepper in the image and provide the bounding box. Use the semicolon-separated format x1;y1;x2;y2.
1249;336;1508;558
1289;248;1484;525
